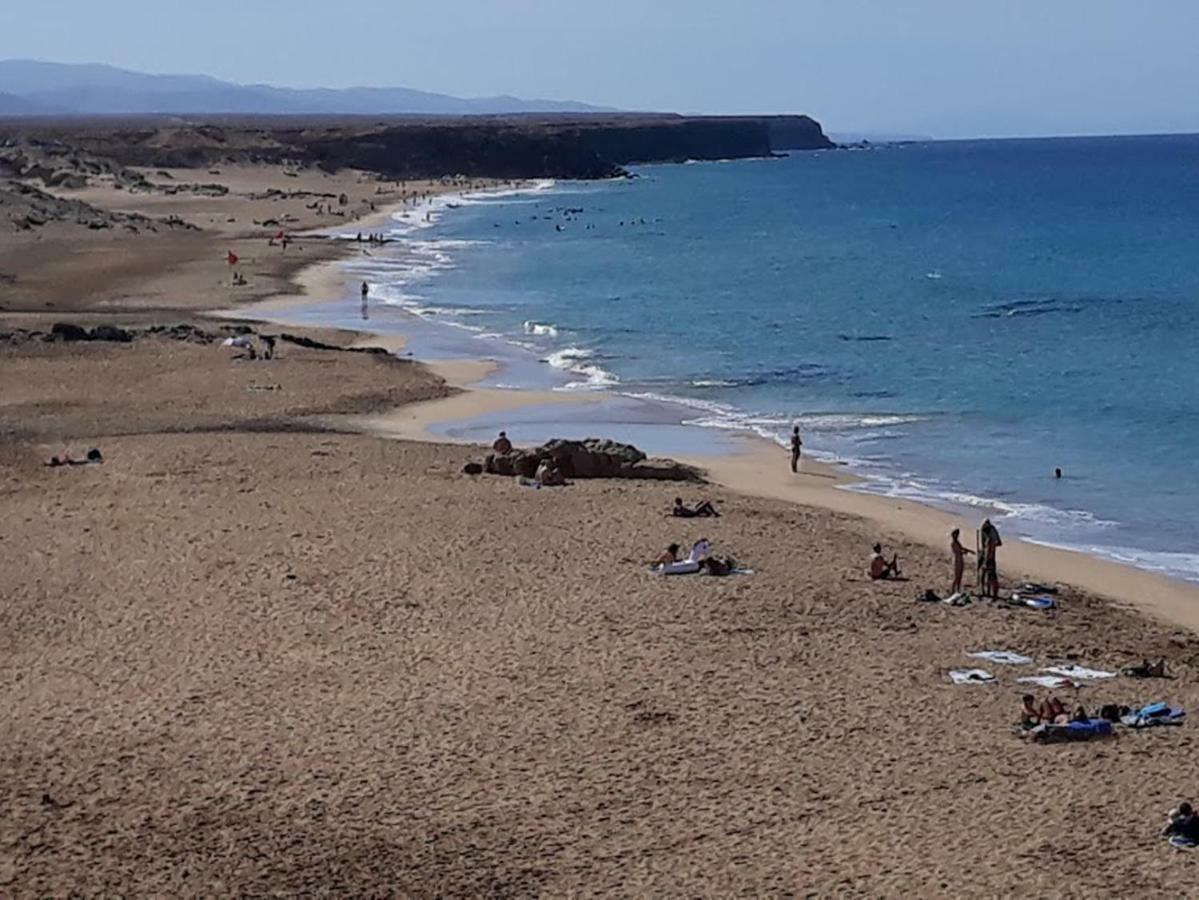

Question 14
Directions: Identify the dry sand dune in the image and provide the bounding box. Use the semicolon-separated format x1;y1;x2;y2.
3;431;1198;896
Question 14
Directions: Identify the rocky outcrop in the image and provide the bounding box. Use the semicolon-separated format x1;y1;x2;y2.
1;113;835;182
484;438;704;482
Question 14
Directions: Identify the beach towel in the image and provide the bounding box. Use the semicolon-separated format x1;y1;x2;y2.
1120;702;1186;729
1024;596;1056;610
944;592;973;607
1017;675;1076;689
949;668;996;685
968;650;1032;665
1042;665;1116;681
1168;835;1196;851
1029;718;1113;743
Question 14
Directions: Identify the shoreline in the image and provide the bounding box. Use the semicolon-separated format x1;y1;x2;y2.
222;252;1199;633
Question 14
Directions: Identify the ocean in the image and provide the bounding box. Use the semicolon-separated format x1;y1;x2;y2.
294;135;1199;583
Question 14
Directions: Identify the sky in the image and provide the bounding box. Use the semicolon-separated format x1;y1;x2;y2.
4;0;1199;138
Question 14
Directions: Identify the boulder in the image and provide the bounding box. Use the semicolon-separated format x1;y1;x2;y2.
89;324;132;342
484;438;703;483
50;322;90;342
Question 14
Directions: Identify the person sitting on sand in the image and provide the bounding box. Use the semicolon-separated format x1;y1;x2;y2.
869;544;901;580
1162;802;1199;841
1039;696;1069;725
653;544;682;567
1021;694;1042;727
699;555;735;577
1070;704;1090;723
492;431;513;454
672;498;720;518
535;460;566;487
949;528;973;594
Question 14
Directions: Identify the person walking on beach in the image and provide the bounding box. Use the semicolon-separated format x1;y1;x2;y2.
790;426;803;473
361;281;369;301
979;518;1003;599
949;528;973;594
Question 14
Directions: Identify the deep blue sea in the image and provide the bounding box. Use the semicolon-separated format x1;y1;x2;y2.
324;135;1199;582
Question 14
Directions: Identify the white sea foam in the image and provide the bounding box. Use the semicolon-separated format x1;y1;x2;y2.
542;346;619;390
524;321;559;337
1021;541;1199;582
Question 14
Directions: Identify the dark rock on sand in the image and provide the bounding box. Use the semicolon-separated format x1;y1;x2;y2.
49;322;133;342
89;324;133;342
485;438;704;483
50;322;90;341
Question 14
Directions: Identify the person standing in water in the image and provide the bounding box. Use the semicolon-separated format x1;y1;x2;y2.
949;528;973;594
790;426;803;473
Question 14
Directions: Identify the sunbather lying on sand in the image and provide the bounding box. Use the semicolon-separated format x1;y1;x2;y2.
869;544;902;580
1123;659;1169;678
672;498;720;518
46;448;103;467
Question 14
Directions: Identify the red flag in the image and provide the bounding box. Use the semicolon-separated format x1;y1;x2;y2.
274;230;285;241
226;251;239;266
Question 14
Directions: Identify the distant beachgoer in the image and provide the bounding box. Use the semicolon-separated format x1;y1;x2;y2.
1039;696;1069;725
492;431;513;454
1122;659;1168;678
979;518;1003;599
869;543;901;580
535;460;565;486
1162;803;1199;841
361;281;369;301
260;334;276;360
699;556;735;576
653;544;682;567
790;426;803;473
950;528;974;594
1055;467;1063;479
224;335;257;360
1021;694;1041;727
672;498;719;518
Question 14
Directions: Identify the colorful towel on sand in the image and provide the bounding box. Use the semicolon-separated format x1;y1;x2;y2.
968;650;1032;665
1121;702;1186;728
949;668;996;685
1168;835;1196;851
1028;719;1113;743
1042;665;1116;681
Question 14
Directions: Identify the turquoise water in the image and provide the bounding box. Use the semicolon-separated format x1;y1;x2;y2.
344;136;1199;582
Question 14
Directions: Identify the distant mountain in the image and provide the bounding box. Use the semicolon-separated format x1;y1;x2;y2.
0;60;616;117
0;90;62;116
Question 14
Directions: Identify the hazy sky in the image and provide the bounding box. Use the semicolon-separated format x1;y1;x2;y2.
5;0;1199;138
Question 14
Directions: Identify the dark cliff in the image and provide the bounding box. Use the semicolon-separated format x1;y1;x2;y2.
0;113;835;181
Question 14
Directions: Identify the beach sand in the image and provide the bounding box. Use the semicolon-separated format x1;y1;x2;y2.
3;162;1199;897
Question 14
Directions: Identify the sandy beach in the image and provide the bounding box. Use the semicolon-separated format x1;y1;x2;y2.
4;159;1199;897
